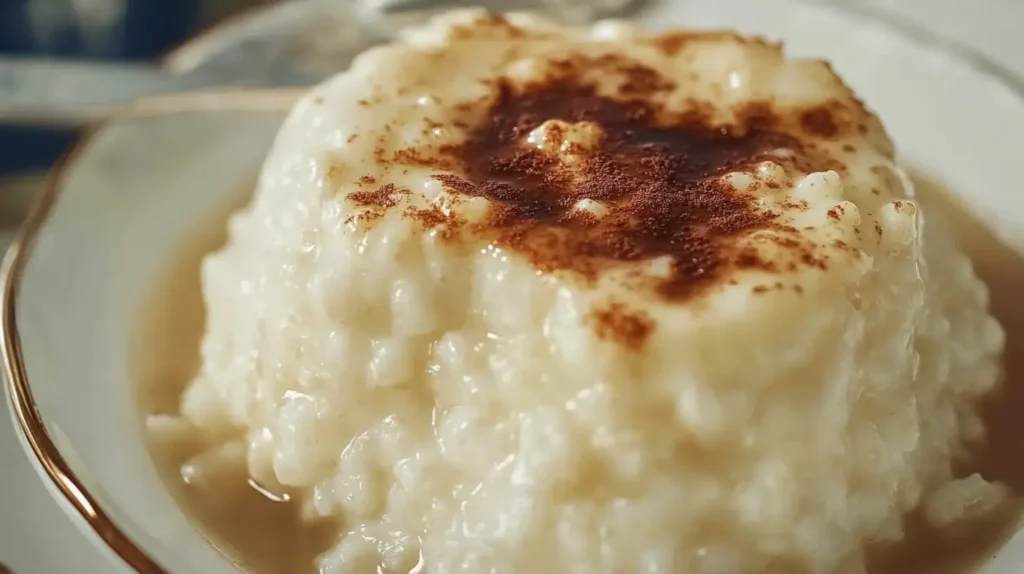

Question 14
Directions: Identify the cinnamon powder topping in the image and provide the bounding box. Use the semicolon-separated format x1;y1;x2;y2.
589;302;655;351
423;57;826;301
347;51;845;307
330;21;866;349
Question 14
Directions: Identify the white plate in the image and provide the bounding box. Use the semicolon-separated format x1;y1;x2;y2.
0;174;113;574
4;1;1024;572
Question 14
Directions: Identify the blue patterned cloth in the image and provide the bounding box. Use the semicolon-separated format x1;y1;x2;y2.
0;0;201;175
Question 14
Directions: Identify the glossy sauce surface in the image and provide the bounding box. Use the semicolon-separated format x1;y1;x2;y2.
134;191;336;574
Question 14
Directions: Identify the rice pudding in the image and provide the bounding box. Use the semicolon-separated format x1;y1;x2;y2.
144;10;1007;574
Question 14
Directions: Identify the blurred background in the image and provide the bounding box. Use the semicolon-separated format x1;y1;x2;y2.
0;0;639;243
0;0;277;175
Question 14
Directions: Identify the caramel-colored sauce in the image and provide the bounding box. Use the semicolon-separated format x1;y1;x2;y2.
133;191;335;574
865;169;1024;574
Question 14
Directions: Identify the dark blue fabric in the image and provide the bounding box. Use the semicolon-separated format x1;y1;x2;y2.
0;0;201;175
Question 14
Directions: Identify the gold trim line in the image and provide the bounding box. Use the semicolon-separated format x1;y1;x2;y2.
0;124;169;573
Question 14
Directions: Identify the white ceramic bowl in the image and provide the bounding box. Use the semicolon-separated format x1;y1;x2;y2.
3;108;285;574
6;1;1024;572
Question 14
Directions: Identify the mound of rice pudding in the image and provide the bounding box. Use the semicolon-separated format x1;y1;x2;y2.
158;9;1006;573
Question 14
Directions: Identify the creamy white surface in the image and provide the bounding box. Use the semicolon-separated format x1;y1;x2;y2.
149;9;1006;574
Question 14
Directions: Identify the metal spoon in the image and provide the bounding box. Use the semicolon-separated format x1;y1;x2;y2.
0;0;651;128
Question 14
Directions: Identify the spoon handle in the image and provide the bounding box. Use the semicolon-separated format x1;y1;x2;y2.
0;57;234;128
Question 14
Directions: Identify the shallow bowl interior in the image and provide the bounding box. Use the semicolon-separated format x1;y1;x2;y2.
3;108;285;573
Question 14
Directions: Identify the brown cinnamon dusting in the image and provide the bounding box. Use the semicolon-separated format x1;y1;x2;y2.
800;106;839;139
590;302;654;351
405;205;452;235
344;45;858;346
349;183;403;207
346;183;409;223
419;56;833;302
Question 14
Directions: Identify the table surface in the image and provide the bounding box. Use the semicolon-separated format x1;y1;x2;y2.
1;1;1022;572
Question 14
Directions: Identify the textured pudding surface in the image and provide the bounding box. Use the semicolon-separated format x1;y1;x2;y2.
152;9;1006;574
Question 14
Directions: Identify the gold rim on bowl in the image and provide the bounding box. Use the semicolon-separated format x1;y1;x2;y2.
0;87;300;573
0;119;168;573
4;3;1024;572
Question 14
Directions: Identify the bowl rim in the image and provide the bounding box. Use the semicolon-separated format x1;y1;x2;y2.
0;97;290;574
0;114;171;574
160;0;331;74
6;2;1024;572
